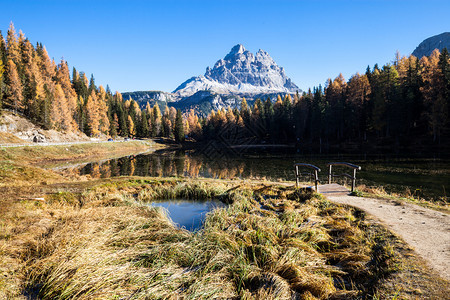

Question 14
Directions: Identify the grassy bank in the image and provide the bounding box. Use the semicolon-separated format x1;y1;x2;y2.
1;178;447;299
353;184;450;213
0;140;160;188
0;140;160;166
0;142;448;298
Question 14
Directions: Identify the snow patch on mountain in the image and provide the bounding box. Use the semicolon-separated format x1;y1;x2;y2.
173;44;300;97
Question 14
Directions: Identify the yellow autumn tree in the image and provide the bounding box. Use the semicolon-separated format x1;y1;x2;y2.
187;109;202;136
152;104;162;136
145;102;152;115
51;84;74;131
25;39;46;120
97;86;110;134
127;115;135;136
6;23;20;64
226;107;236;124
86;90;100;136
347;73;371;108
38;46;56;85
56;59;78;128
5;59;23;112
420;49;447;141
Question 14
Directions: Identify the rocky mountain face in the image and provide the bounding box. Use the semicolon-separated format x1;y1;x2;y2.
412;32;450;58
173;44;300;97
170;91;241;117
121;91;177;111
123;44;300;115
121;91;175;104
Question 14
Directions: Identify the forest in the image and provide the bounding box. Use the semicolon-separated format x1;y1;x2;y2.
0;23;449;150
199;50;450;150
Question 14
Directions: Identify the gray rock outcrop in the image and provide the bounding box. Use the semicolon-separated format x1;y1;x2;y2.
412;32;450;58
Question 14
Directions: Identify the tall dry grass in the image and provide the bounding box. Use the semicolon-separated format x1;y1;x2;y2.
15;180;403;299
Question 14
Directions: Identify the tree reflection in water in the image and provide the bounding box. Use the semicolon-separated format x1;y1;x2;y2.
67;150;449;202
74;151;252;179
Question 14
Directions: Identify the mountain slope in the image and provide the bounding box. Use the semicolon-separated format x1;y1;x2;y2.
173;44;300;97
121;91;176;109
412;32;450;58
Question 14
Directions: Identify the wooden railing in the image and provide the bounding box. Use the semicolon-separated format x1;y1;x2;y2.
327;162;361;192
293;163;321;191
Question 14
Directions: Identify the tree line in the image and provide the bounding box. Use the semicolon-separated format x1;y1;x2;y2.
198;49;450;149
0;23;188;141
1;23;449;149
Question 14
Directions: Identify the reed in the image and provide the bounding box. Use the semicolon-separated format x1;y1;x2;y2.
13;180;417;299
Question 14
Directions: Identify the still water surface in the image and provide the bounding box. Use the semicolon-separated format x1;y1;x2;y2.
149;199;225;231
64;150;449;201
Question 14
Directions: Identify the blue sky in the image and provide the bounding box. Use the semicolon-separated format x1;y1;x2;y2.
1;0;449;93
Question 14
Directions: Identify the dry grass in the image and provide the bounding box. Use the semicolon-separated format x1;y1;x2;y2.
0;140;155;167
355;184;450;213
0;132;30;144
0;179;445;299
0;141;159;216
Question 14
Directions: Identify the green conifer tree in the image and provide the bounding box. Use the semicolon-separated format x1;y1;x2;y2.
174;109;184;142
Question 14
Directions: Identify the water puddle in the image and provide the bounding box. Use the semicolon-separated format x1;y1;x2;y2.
149;199;225;231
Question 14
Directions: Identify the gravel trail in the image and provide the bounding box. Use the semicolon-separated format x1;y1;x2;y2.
320;184;450;280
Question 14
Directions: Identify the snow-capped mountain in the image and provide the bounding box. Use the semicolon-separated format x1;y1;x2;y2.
173;44;300;97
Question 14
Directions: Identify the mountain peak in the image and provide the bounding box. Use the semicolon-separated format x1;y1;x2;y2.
229;44;246;55
173;45;300;97
224;44;248;61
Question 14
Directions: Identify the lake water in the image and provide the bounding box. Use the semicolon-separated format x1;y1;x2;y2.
149;199;225;231
64;150;449;202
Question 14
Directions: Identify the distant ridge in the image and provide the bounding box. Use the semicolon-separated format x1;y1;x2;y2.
412;32;450;58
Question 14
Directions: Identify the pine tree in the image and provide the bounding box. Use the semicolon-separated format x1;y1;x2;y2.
174;109;184;142
114;92;128;136
141;111;149;137
346;73;371;138
40;84;52;129
111;113;119;137
88;74;96;94
76;95;85;132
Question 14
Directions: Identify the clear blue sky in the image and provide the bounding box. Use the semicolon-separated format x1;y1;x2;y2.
1;0;449;93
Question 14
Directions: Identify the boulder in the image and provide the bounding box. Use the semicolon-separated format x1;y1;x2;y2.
33;134;46;143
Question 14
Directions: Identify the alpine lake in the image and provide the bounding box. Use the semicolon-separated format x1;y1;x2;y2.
57;148;449;230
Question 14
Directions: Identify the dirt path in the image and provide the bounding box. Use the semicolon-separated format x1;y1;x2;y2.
320;184;450;281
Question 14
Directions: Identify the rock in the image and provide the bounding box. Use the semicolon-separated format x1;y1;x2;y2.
121;91;176;104
33;133;46;143
412;32;450;58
